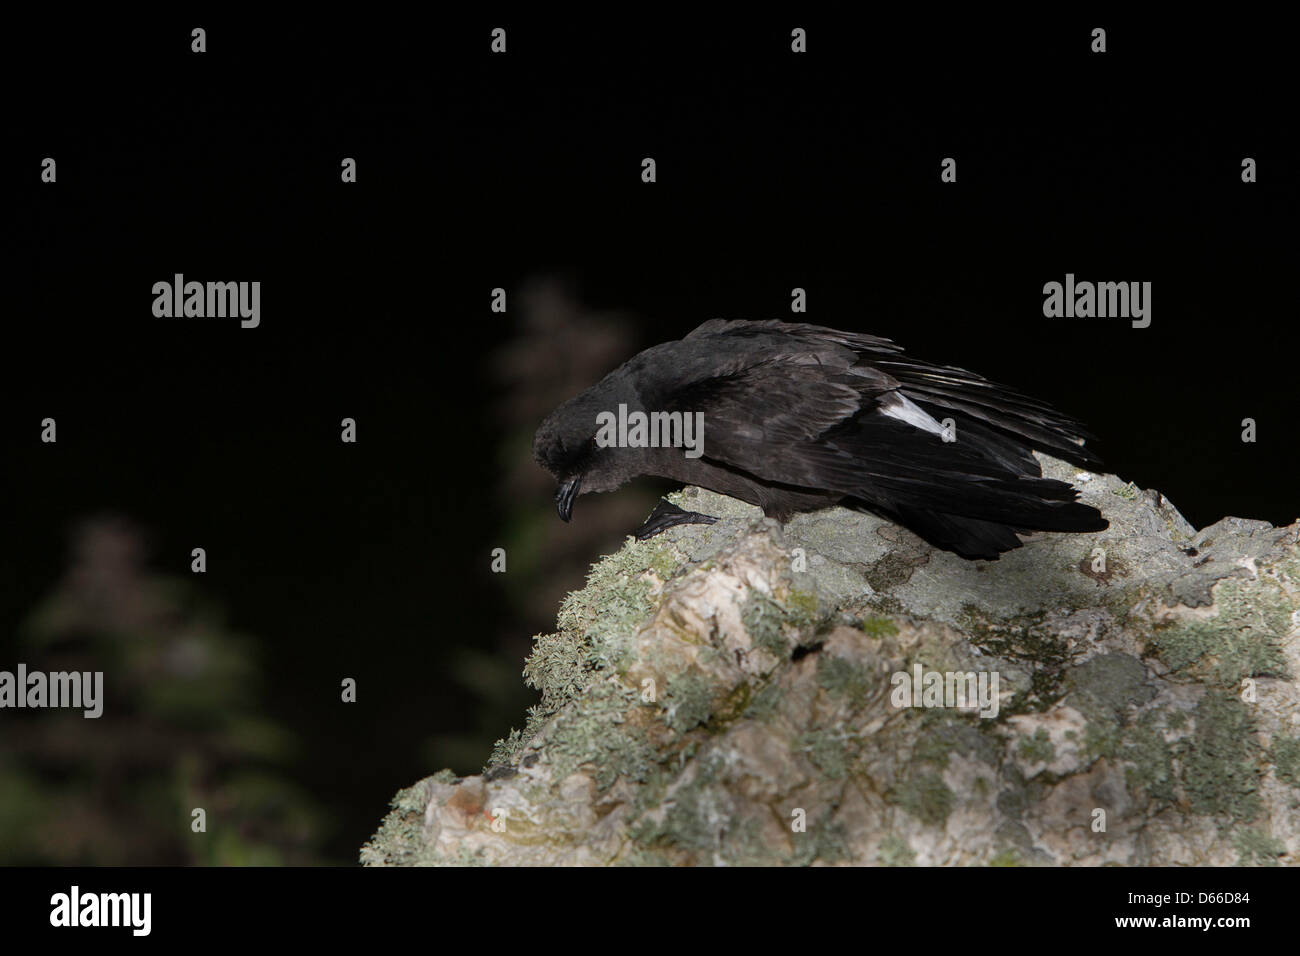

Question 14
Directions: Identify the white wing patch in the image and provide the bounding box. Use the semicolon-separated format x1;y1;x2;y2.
880;393;947;437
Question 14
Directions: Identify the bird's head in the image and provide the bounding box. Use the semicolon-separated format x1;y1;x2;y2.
532;392;634;522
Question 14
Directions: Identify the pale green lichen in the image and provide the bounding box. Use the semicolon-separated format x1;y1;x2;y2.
877;834;916;866
1269;734;1300;789
788;810;851;865
1233;828;1285;866
546;681;656;790
743;680;784;722
1018;727;1056;765
648;546;683;581
797;728;855;779
488;728;526;767
741;590;790;657
359;776;444;866
858;615;900;638
816;653;875;701
626;753;746;860
890;771;955;827
784;589;821;629
1083;717;1121;760
1120;711;1177;805
629;784;720;854
557;538;678;673
911;714;999;769
518;537;680;739
1146;578;1291;688
911;732;955;768
1180;692;1261;822
522;630;590;711
663;670;715;734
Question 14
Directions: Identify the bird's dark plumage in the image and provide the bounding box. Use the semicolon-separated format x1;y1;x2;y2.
533;319;1108;559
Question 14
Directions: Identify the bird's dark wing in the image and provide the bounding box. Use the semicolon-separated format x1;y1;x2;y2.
864;356;1101;468
662;325;1104;543
686;317;903;354
658;354;875;447
685;318;1101;469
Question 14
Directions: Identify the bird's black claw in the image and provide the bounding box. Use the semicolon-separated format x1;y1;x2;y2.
634;499;718;540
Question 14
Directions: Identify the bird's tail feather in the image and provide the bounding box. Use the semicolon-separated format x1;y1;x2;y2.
883;507;1024;559
876;502;1104;560
864;473;1108;533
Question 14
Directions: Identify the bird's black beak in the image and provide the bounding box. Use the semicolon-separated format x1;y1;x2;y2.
555;475;582;522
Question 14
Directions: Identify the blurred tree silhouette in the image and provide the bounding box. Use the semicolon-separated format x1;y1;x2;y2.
0;515;327;865
422;277;660;773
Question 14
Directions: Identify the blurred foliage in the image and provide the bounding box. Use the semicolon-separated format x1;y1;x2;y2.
423;278;659;774
0;515;327;865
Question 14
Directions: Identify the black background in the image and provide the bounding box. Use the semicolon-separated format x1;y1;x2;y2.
6;11;1297;863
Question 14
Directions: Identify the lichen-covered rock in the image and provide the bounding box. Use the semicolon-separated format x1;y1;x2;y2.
361;458;1300;866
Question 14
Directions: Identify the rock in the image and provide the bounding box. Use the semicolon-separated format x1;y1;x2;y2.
361;458;1300;866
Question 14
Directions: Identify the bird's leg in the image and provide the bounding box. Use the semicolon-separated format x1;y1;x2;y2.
634;499;718;540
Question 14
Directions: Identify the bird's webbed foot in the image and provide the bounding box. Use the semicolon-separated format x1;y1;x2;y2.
633;499;719;540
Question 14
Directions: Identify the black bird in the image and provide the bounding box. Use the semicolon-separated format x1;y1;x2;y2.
533;319;1108;559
